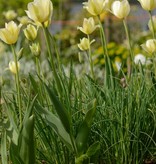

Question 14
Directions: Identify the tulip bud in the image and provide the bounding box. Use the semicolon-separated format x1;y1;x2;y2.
0;21;22;45
17;48;24;61
138;0;156;11
9;61;20;74
83;0;107;16
111;0;130;19
23;24;38;41
148;16;156;33
17;16;30;25
3;10;17;21
78;37;95;51
141;39;156;54
26;0;53;27
30;43;41;57
77;17;99;35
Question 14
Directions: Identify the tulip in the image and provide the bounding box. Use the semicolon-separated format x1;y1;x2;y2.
111;0;130;19
0;21;21;45
26;0;53;27
30;43;41;57
3;10;17;21
78;37;95;51
9;61;20;74
24;24;38;41
141;39;156;54
83;0;107;16
17;16;30;25
77;17;99;35
138;0;156;11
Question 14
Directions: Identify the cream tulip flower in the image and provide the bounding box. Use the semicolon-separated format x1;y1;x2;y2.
78;37;95;51
138;0;156;11
83;0;107;16
0;21;21;45
111;0;130;19
26;0;53;27
23;24;38;41
141;39;156;54
134;54;146;65
77;17;99;35
9;61;20;74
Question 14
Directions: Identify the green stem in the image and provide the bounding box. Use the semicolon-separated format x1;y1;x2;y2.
35;57;41;76
98;16;114;88
11;45;22;125
87;35;95;80
43;27;62;93
149;11;155;39
123;19;134;77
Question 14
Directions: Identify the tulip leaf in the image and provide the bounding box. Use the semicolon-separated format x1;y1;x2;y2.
44;84;71;134
18;115;35;164
76;99;96;155
35;104;73;151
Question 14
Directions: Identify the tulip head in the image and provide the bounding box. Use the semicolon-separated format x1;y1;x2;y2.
17;16;30;25
24;24;38;41
141;39;156;54
83;0;107;16
111;0;130;19
77;17;99;35
78;37;95;51
138;0;156;11
9;61;20;74
30;42;41;57
3;10;17;21
0;21;21;45
26;0;53;27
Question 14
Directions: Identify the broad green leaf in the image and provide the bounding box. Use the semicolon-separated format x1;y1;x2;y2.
76;99;96;155
35;104;73;151
44;84;71;134
1;131;8;164
18;115;35;164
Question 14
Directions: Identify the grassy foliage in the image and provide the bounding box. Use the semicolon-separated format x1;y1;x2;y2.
0;0;156;164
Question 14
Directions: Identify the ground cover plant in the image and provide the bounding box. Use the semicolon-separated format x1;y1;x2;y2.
0;0;156;163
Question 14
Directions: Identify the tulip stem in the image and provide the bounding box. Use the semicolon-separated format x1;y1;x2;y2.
98;16;114;88
149;11;156;39
11;45;22;126
123;19;134;77
87;35;95;80
43;27;62;93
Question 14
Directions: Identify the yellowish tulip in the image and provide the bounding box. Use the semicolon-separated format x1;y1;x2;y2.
3;10;17;21
0;21;21;45
17;16;30;25
78;37;95;51
77;17;99;35
141;39;156;54
111;0;130;19
26;0;53;27
24;24;38;41
30;43;41;57
9;61;20;74
138;0;156;11
83;0;107;16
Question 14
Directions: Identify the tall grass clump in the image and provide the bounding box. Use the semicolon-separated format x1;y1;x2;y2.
0;0;156;163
